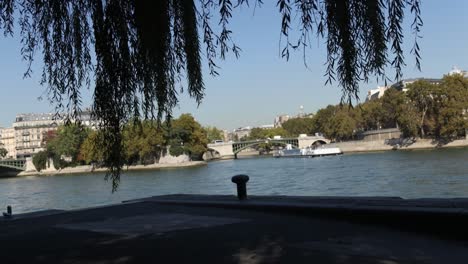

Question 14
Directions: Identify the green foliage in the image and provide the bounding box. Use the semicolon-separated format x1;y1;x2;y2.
404;75;468;139
329;109;358;142
360;100;384;130
79;131;106;165
169;114;208;160
248;127;289;140
122;121;166;165
434;75;468;139
204;126;224;142
32;151;48;172
312;105;358;142
380;88;406;128
248;128;266;140
41;113;209;173
406;80;435;137
0;147;7;158
309;75;468;141
281;118;314;136
47;124;90;162
396;102;420;138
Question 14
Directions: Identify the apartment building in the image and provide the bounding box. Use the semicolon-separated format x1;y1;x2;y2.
12;111;94;159
0;127;16;159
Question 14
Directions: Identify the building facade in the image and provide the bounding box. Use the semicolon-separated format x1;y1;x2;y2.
13;113;60;158
274;115;290;128
0;127;16;159
391;78;442;92
366;86;389;101
232;126;252;141
12;111;94;159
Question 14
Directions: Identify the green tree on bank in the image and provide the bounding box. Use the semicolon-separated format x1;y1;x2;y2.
308;74;468;141
32;124;91;171
246;127;289;141
79;114;209;166
46;124;90;162
79;131;105;165
169;114;208;160
257;75;466;143
32;114;209;170
122;121;166;165
0;145;7;159
281;118;315;136
204;126;224;143
32;151;48;171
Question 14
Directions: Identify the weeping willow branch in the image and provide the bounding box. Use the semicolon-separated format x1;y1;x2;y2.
0;0;422;191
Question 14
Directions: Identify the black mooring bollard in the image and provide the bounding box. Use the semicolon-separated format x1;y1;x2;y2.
231;174;249;200
3;205;12;218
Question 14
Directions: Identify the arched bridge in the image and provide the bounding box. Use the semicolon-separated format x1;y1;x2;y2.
232;138;300;154
207;136;330;158
0;159;26;171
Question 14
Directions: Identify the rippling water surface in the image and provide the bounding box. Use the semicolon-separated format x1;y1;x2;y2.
2;148;468;213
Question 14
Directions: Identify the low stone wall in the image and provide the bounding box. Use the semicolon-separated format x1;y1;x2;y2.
329;138;468;153
359;128;401;141
18;160;207;176
158;153;190;164
202;149;221;161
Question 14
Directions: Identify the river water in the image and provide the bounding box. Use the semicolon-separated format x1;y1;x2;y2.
2;148;468;213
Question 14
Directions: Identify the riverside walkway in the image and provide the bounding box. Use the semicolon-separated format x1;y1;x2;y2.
2;195;468;263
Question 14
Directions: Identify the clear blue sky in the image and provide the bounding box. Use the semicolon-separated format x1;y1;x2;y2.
0;1;467;130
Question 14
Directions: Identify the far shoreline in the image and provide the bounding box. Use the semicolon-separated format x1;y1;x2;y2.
17;161;207;177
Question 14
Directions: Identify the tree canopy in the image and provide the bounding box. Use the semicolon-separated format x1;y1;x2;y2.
0;146;7;159
281;117;315;136
309;74;468;141
0;0;423;189
204;126;224;143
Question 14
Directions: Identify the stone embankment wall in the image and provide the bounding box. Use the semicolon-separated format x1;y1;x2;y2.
202;149;221;161
329;138;468;153
158;153;190;164
22;152;193;175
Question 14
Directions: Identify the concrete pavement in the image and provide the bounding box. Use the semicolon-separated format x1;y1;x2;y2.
2;195;468;263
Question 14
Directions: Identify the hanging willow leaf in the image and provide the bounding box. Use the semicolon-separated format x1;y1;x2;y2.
0;0;422;191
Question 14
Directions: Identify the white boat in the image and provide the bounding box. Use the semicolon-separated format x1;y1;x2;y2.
273;144;342;158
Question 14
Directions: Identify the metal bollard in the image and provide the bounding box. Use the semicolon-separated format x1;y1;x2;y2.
3;205;12;218
231;174;249;200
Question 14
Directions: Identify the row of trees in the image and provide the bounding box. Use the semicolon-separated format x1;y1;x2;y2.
244;75;468;143
312;74;468;141
33;114;214;171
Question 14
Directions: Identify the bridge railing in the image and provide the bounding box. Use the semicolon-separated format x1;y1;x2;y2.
0;159;26;170
232;138;300;153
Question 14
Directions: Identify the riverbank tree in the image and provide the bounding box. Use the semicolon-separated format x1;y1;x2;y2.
32;150;48;172
36;124;91;169
168;114;208;160
79;113;209;166
0;144;7;159
122;121;166;165
281;117;315;136
79;131;105;165
309;75;468;141
246;127;290;141
204;126;224;143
